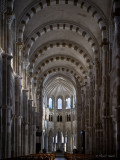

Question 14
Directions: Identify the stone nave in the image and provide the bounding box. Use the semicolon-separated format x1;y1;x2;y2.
0;0;120;159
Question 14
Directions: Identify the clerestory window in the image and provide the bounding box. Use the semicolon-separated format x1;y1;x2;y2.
49;98;53;109
57;98;62;109
66;97;71;109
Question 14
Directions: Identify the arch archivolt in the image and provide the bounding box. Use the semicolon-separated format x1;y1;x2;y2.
17;0;107;42
28;52;92;76
29;40;93;67
31;66;86;94
28;54;88;80
23;21;99;58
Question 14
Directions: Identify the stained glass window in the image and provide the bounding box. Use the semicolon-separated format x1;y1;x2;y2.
49;98;52;109
57;98;62;109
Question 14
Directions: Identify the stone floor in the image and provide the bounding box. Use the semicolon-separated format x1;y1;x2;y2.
54;158;66;160
55;152;67;160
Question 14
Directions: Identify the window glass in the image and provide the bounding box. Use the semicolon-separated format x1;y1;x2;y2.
66;97;71;109
49;98;53;109
58;98;62;109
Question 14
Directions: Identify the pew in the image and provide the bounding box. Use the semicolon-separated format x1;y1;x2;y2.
64;153;119;160
4;153;55;160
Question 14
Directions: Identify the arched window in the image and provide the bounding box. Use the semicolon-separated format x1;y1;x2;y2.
60;116;62;122
67;115;69;121
57;98;62;109
66;97;71;109
57;115;59;122
69;115;71;121
51;115;53;121
49;98;53;109
49;115;53;121
67;114;71;121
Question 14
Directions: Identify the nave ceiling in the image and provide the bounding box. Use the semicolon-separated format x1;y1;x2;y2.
14;0;112;95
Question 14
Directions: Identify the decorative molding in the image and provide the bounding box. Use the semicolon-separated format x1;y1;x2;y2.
29;39;93;66
7;12;15;29
30;65;87;88
23;21;99;58
29;54;88;77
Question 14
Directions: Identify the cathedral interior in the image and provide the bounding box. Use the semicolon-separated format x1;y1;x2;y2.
0;0;120;159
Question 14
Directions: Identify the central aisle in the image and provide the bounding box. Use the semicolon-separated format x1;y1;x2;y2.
54;158;66;160
54;152;67;160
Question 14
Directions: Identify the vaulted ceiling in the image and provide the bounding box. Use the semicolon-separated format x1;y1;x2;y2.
14;0;112;96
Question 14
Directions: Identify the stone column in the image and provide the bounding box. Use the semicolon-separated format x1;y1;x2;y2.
28;99;33;154
89;75;95;154
45;134;48;152
14;75;22;156
42;132;45;150
1;108;12;159
101;44;107;155
1;52;13;159
0;49;3;159
22;89;28;155
11;114;16;157
2;107;8;159
16;42;24;75
22;62;28;90
32;108;36;154
113;4;120;156
116;107;120;157
93;61;98;155
7;108;12;158
6;27;14;157
93;59;103;155
6;12;14;55
0;107;2;159
14;115;22;157
76;82;82;152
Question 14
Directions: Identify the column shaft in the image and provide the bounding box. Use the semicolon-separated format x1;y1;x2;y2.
114;10;120;157
22;90;28;155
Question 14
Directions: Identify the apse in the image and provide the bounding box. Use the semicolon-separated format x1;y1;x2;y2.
42;75;77;152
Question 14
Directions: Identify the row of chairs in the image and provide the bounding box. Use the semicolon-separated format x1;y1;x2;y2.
3;153;55;160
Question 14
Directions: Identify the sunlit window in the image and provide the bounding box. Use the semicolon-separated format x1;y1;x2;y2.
57;98;62;109
62;133;64;143
49;98;53;109
66;97;71;109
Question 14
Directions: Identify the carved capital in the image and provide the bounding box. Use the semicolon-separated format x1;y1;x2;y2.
7;12;15;29
1;52;13;59
16;42;24;51
28;71;33;78
22;89;28;92
101;41;109;48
